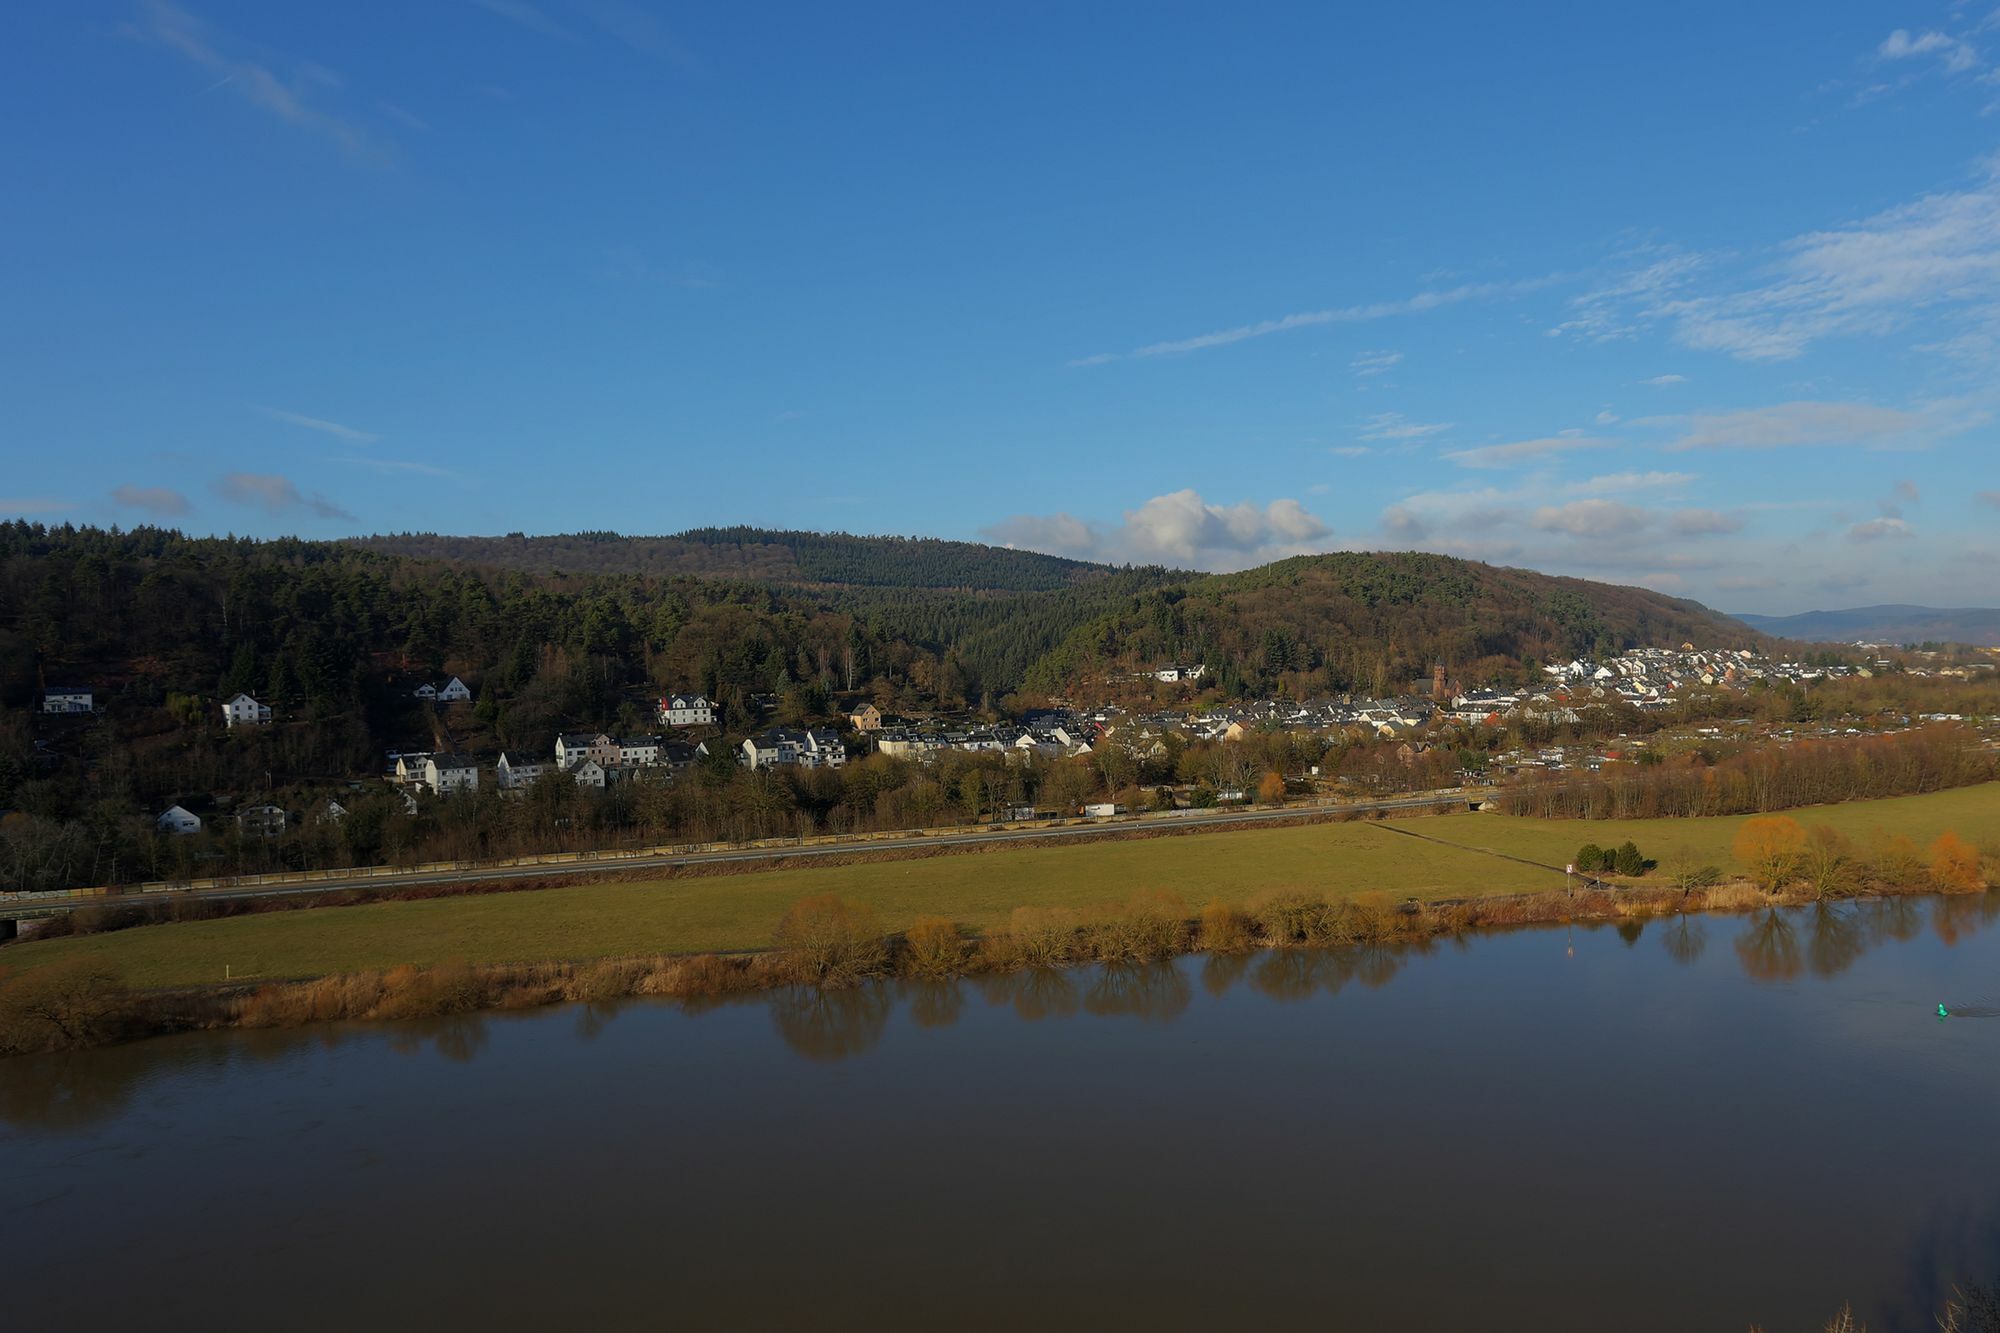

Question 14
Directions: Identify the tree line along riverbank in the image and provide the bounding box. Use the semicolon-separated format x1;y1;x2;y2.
2;818;1989;1058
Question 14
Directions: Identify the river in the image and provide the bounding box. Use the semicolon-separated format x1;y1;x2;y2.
6;894;2000;1331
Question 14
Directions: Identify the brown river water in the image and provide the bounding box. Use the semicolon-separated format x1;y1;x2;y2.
6;893;2000;1331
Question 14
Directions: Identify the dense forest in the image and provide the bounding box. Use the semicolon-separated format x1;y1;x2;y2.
352;526;1164;592
1020;551;1760;698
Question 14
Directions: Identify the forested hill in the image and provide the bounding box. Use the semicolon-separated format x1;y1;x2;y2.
3;525;1760;737
1022;552;1761;696
351;528;1166;592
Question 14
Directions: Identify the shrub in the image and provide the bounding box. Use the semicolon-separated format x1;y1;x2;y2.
1868;832;1929;890
1005;905;1083;967
1198;900;1254;952
772;895;889;986
1087;890;1189;960
901;915;966;979
0;960;133;1055
1799;827;1858;900
1930;831;1985;893
1734;816;1807;894
369;961;488;1020
1613;841;1647;876
1576;843;1606;873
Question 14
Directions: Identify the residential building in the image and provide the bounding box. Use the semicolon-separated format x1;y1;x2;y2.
222;693;272;728
412;683;438;701
423;754;480;795
316;800;348;826
658;694;716;728
238;803;289;838
618;735;663;767
848;703;883;732
157;804;203;835
41;687;93;714
555;732;619;770
570;758;607;789
436;676;472;703
495;753;548;790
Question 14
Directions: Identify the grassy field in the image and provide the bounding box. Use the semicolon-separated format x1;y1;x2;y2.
6;783;1997;990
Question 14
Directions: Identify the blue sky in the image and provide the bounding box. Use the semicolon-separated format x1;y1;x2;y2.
5;2;2000;613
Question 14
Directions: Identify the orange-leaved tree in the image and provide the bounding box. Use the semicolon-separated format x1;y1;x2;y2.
1733;815;1806;894
1929;831;1985;893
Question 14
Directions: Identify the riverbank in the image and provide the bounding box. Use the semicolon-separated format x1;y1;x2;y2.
6;867;1994;1058
8;784;1996;993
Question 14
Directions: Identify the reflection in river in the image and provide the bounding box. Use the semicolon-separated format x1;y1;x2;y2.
5;893;2000;1333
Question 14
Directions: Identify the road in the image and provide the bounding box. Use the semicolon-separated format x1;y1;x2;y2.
1;790;1490;921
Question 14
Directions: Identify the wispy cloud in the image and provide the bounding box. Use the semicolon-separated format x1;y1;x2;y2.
0;498;75;516
1358;411;1451;441
1070;276;1558;366
215;472;354;520
329;457;460;480
468;0;577;40
1444;434;1608;468
1847;516;1915;542
126;1;375;161
1658;400;1974;451
1878;28;1979;75
575;0;695;63
1671;508;1746;535
260;406;379;442
1349;349;1402;377
1641;374;1688;386
111;484;191;516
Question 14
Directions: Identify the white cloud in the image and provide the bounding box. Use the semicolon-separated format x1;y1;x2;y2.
982;489;1334;570
1070;276;1558;365
261;406;379;442
1594;410;1620;425
215;472;354;520
1641;374;1688;386
1359;411;1452;441
330;456;460;479
1878;28;1979;74
1444;434;1608;468
1330;446;1370;458
1532;498;1651;539
1847;517;1915;543
111;484;191;516
1349;350;1402;377
1660;400;1967;451
469;0;577;40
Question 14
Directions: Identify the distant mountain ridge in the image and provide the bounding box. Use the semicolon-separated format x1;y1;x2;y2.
1732;605;2000;648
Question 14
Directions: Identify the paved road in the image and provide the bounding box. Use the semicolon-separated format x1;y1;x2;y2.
4;791;1488;919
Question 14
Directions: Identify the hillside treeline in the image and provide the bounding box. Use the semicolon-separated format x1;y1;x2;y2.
353;526;1147;592
1500;726;1993;820
1023;552;1760;699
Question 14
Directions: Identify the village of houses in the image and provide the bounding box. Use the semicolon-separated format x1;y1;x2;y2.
53;639;1990;845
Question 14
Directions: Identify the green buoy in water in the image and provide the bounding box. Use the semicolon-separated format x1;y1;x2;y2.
1939;1003;1950;1019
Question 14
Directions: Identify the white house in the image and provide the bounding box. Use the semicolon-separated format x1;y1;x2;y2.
555;732;619;770
658;694;715;728
222;693;272;728
393;753;433;785
316;800;348;826
800;728;846;768
238;803;288;838
423;754;480;795
437;676;472;703
41;687;93;714
743;728;844;770
157;804;203;835
618;735;663;767
570;758;608;789
1154;664;1207;684
412;683;438;701
495;753;547;790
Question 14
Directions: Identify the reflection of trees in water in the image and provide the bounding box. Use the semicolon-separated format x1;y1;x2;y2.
1245;945;1408;1002
902;980;964;1030
1932;892;2000;947
1200;951;1251;998
574;1002;619;1042
1616;919;1646;947
769;985;891;1062
1661;915;1707;966
1007;969;1080;1023
1084;962;1191;1023
387;1015;490;1063
1734;910;1804;983
1349;942;1407;990
1805;903;1866;979
1878;1194;2000;1332
0;1055;141;1131
1860;896;1924;945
